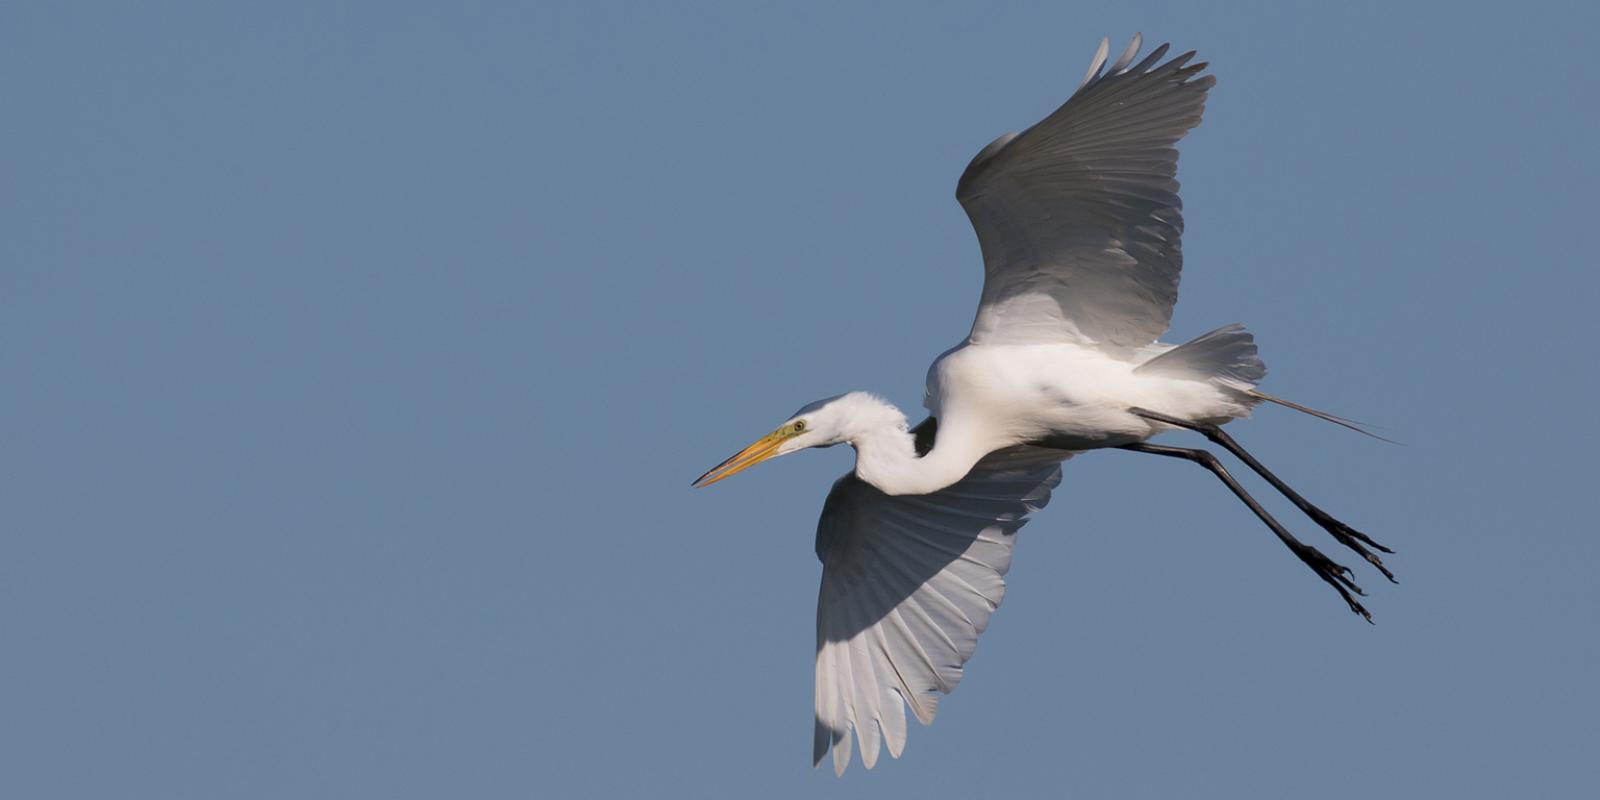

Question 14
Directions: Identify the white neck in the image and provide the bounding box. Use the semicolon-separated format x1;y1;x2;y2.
841;395;988;496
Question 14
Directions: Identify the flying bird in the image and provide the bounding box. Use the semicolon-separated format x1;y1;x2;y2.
693;35;1393;775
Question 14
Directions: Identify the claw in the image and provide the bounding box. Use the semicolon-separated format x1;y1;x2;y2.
1292;543;1373;619
1321;566;1374;622
1349;529;1395;554
1316;515;1399;584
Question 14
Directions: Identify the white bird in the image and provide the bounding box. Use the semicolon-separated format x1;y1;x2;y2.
693;35;1392;776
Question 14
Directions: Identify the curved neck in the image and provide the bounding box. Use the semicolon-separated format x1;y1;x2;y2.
846;402;987;497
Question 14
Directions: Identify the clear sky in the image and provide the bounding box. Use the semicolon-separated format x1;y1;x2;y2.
4;1;1597;797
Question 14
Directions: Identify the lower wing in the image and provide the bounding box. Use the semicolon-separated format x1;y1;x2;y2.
812;445;1069;774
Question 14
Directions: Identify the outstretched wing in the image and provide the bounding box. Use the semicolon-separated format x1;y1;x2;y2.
957;34;1214;349
813;445;1069;774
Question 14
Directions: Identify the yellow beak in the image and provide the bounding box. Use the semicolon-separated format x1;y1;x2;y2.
692;430;789;488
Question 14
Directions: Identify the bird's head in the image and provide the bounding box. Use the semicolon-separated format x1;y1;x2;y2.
692;392;895;488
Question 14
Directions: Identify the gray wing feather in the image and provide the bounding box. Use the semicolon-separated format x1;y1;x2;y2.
958;36;1214;350
813;446;1068;774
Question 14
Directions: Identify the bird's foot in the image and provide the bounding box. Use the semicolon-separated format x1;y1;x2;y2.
1291;541;1373;623
1310;510;1396;584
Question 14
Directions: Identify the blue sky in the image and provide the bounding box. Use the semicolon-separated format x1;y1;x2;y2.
4;1;1597;797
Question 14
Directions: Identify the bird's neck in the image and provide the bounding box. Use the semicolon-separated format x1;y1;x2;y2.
847;401;987;497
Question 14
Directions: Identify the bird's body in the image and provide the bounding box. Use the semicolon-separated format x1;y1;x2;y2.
925;339;1257;452
694;34;1391;776
841;339;1261;496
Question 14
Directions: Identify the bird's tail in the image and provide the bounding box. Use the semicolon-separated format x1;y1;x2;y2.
1135;323;1266;386
1138;324;1393;442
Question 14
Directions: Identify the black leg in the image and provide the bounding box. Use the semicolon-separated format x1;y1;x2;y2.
1130;407;1396;583
1118;442;1373;622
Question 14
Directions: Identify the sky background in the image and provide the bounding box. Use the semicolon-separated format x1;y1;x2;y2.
4;1;1598;797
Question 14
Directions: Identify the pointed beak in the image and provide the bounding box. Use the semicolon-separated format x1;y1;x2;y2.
692;431;789;488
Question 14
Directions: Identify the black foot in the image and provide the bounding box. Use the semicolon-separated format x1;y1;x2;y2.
1310;510;1397;584
1290;541;1372;623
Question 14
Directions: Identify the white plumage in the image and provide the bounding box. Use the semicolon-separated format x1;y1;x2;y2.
694;34;1391;775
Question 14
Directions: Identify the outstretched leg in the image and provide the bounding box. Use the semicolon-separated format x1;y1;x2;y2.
1118;442;1373;622
1130;407;1396;582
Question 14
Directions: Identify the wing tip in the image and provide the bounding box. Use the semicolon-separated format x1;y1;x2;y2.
1079;36;1111;89
1109;33;1142;73
832;725;853;775
1079;36;1214;91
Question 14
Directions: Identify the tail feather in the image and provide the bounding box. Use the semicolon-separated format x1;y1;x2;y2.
1135;323;1265;385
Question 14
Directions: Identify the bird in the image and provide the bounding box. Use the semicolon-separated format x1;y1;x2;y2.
692;34;1393;776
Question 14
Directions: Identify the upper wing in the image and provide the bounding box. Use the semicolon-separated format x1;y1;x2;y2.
813;444;1069;774
957;35;1214;349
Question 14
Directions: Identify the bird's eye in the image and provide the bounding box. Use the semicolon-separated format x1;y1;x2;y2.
793;420;807;433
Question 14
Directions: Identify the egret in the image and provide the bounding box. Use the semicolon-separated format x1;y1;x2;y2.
694;35;1392;775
